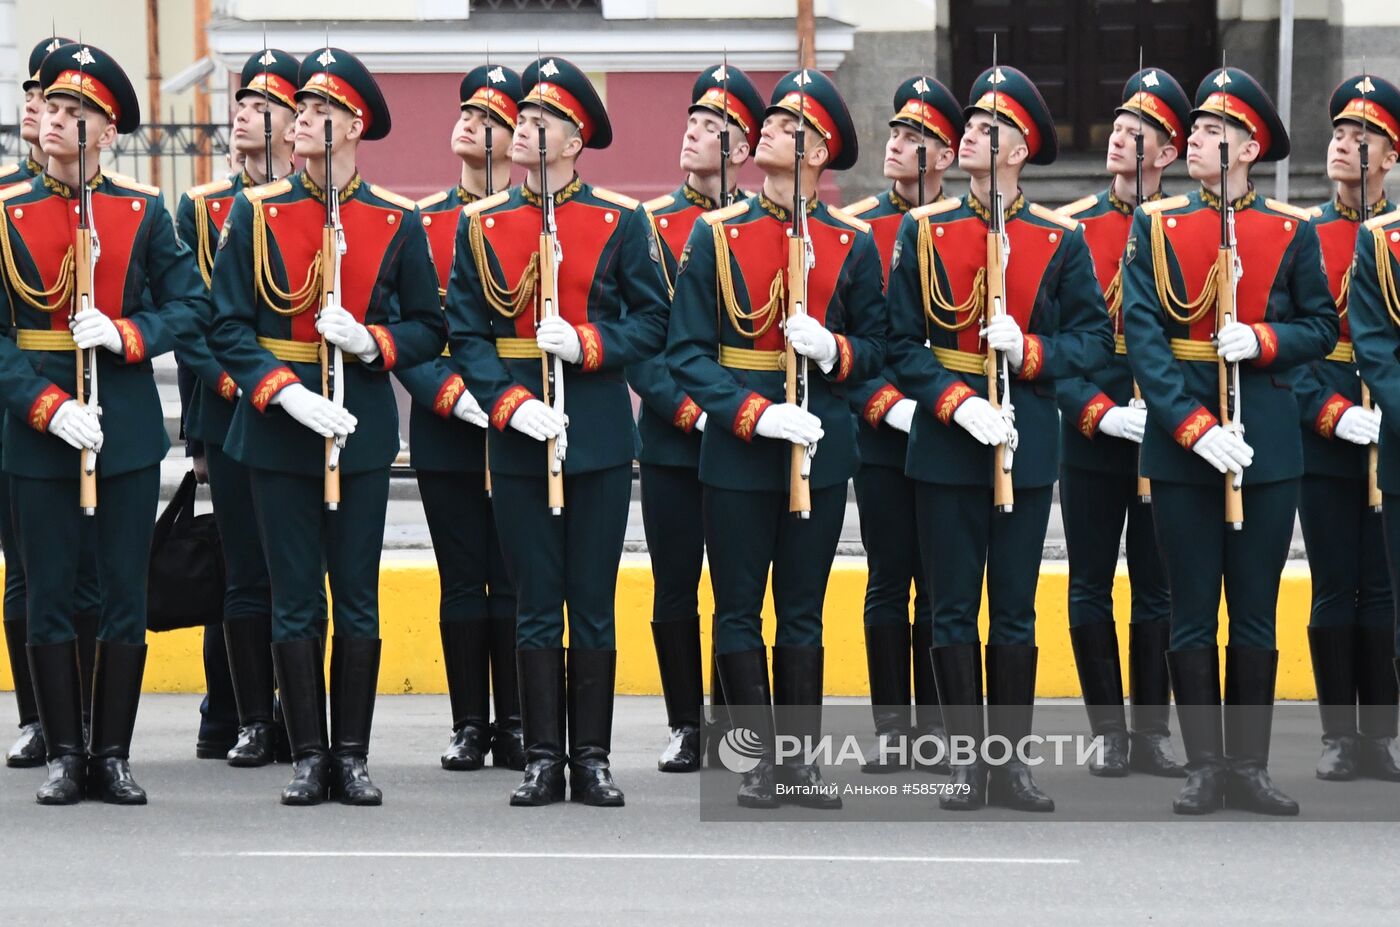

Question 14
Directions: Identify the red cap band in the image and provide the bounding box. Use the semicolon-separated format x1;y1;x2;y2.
47;70;120;123
775;91;841;163
894;98;957;147
524;81;595;144
244;71;297;110
465;86;519;127
1198;91;1271;156
1337;97;1400;144
1123;90;1184;140
972;89;1042;160
300;71;372;132
694;86;758;147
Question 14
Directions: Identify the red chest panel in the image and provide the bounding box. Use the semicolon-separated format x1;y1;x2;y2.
865;212;902;284
422;207;463;294
265;197;401;341
723;215;853;352
5;192;144;332
484;200;617;339
1161;209;1295;342
929;216;1063;354
1315;216;1356;340
1078;209;1130;297
206;195;235;233
654;203;704;265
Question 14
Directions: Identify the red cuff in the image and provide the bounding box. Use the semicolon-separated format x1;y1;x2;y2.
216;372;238;402
491;385;535;431
1315;394;1355;438
1174;407;1219;449
1017;334;1044;380
935;382;977;425
366;324;398;370
577;323;604;372
434;374;467;419
1250;323;1278;367
832;334;854;382
112;318;146;363
1078;393;1115;438
28;384;72;432
673;396;702;432
733;392;772;442
251;367;300;412
862;384;905;428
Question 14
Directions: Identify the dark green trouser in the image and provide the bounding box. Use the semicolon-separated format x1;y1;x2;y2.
248;467;390;643
416;469;514;624
12;467;159;645
1298;474;1391;631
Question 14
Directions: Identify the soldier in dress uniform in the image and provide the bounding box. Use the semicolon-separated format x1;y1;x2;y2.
174;48;302;767
1302;75;1400;783
398;63;524;773
669;68;886;810
2;34;103;770
1122;67;1338;816
841;74;961;775
628;62;763;774
445;56;669;807
886;66;1114;812
0;43;209;804
1054;68;1191;780
209;47;446;806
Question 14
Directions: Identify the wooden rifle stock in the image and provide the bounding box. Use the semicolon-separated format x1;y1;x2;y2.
1216;246;1244;528
74;227;97;514
1133;381;1152;502
785;232;811;516
321;226;340;509
1364;383;1382;511
985;230;1014;513
539;228;565;513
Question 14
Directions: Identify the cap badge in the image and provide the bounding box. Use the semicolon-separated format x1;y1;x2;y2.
540;59;560;78
1142;70;1160;89
72;47;95;67
316;48;336;67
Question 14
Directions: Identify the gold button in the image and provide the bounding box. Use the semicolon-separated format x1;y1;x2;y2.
269;206;279;217
605;212;615;224
935;226;944;237
387;214;396;225
1049;232;1058;242
13;208;21;219
486;217;495;228
131;201;142;211
1283;220;1292;231
730;228;738;239
659;218;669;229
1392;232;1399;243
840;233;849;244
1167;217;1177;228
423;215;432;226
211;201;221;212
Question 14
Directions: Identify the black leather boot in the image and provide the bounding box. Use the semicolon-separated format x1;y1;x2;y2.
510;648;566;806
487;612;526;770
1127;621;1185;777
440;621;492;771
1070;623;1129;778
86;641;149;805
985;644;1054;812
1167;647;1225;814
3;618;44;767
566;648;625;806
861;623;912;774
716;649;778;809
329;637;383;806
1222;647;1298;816
911;623;949;774
224;615;277;767
271;638;332;806
1308;626;1359;781
704;615;732;768
1356;627;1400;781
932;643;987;810
772;645;841;810
28;641;85;805
652;616;703;773
74;610;97;739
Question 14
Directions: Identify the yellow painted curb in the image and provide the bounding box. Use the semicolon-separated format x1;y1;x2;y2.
0;562;1320;699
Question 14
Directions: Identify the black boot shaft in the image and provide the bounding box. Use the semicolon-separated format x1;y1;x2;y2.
864;623;912;734
1128;620;1173;737
1356;626;1399;739
270;638;329;761
1069;623;1127;735
441;621;492;732
3;620;38;725
517;648;566;764
651;616;704;730
224;615;275;726
88;641;148;760
27;641;85;759
329;637;382;758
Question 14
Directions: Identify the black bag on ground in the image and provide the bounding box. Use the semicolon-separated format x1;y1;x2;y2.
147;470;225;632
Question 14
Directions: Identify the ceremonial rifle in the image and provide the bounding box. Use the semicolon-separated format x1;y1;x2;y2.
720;50;731;207
262;27;275;184
784;66;815;519
1216;57;1245;530
73;47;100;516
483;49;496;498
537;95;567;516
319;75;348;511
985;38;1015;514
1131;50;1151;504
1359;67;1382;513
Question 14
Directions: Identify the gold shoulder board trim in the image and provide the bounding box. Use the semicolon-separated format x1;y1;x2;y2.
1367;209;1400;231
843;196;881;217
186;177;234;200
642;194;676;215
1029;202;1078;230
107;172;160;197
370;184;417;210
1264;198;1313;222
593;186;640;210
910;198;961;221
1057;194;1099;217
461;189;511;218
1142;194;1190;215
417;190;449;209
1309;205;1325;218
826;205;871;234
245;178;293;202
701;201;750;226
0;164;18;180
0;182;30;202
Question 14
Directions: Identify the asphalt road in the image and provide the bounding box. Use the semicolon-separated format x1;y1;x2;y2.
1;693;1396;925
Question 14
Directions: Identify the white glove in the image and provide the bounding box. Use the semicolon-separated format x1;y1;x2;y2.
70;308;123;354
451;390;489;428
316;304;379;361
951;396;1011;446
1192;425;1254;475
507;398;566;442
754;403;824;446
884;398;917;434
1335;406;1381;446
784;314;838;372
982;314;1025;370
271;382;357;439
1215;322;1260;363
47;400;103;451
536;317;583;365
1099;406;1147;444
694;412;707;433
